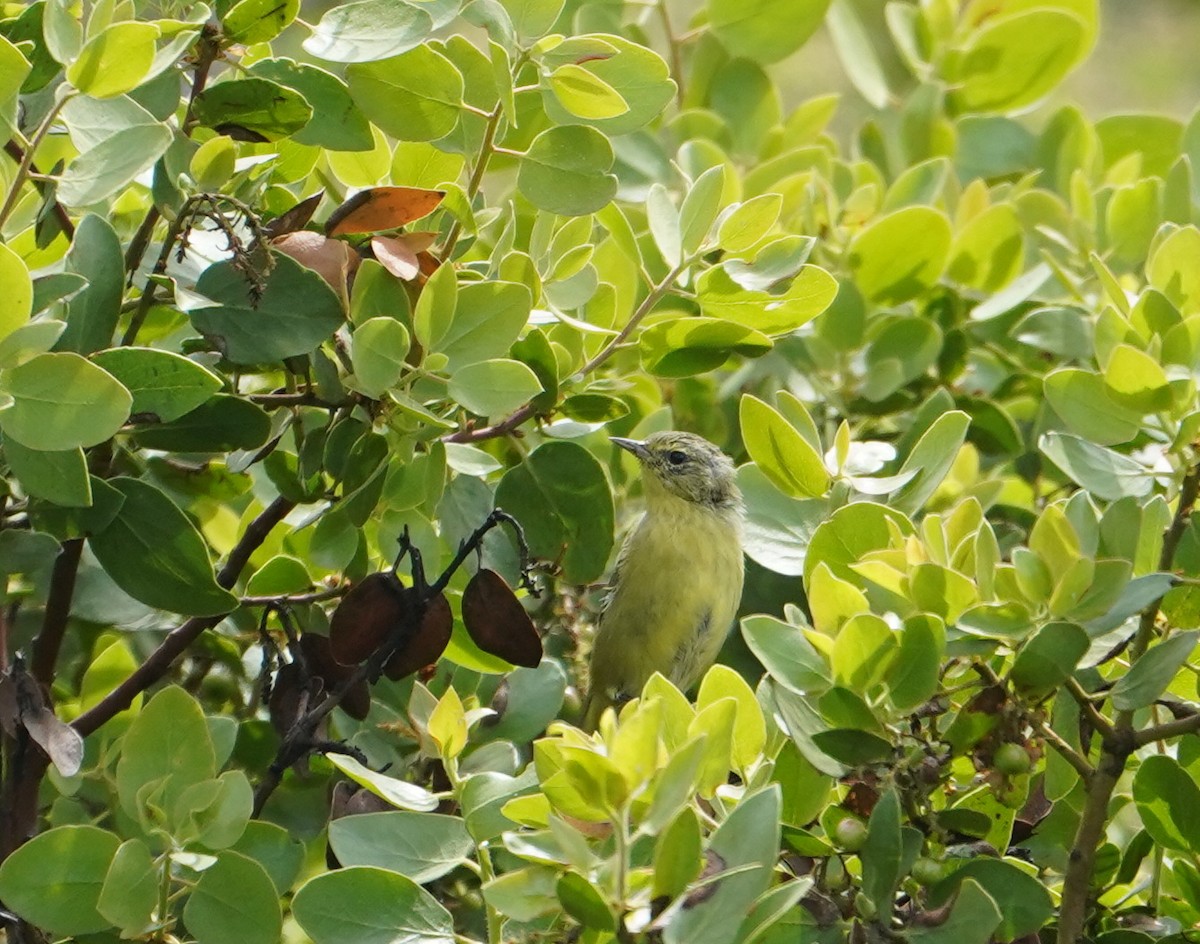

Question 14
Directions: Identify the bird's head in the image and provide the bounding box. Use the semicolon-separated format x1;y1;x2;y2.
611;431;740;509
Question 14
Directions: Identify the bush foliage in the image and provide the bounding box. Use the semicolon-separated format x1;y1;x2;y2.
0;0;1198;942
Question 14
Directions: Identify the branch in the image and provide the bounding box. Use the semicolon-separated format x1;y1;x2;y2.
73;497;295;737
440;104;502;263
442;265;684;444
2;140;74;241
29;539;83;687
1135;710;1200;747
1032;716;1094;781
0;93;71;232
240;586;347;608
1063;678;1116;742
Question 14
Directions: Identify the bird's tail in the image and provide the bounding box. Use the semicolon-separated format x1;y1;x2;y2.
580;689;610;733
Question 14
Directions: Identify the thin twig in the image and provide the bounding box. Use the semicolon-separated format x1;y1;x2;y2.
1031;715;1093;781
0;94;71;231
2;141;74;241
1063;677;1116;742
240;586;348;608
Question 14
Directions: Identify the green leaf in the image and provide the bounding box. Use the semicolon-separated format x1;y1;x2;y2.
326;754;440;812
947;203;1024;292
0;825;120;935
741;614;830;694
495;440;614;584
3;438;91;506
709;0;830;64
664;787;780;944
1103;344;1172;413
91;347;222;422
804;501;912;583
88;477;237;616
929;859;1053;943
0;241;31;342
1044;368;1141;446
518;126;618;216
448;358;542;416
303;0;433;62
114;686;216;824
697;264;838;335
861;788;902;915
557;871;616;931
182;851;281;944
679;165;726;255
193;77;313;140
67;21;158;98
439;281;532;370
717;193;783;253
739;394;828;498
352;317;410;396
1148;225;1200;312
1011;622;1090;701
347;45;463;141
1111;630;1198;711
328;811;473;884
132;394;272;452
58;123;172;206
640;317;772;378
947;10;1088;114
500;0;565;41
909;878;1002;944
0;320;67;368
0;352;131;450
293;866;455;944
653;807;702;898
97;838;158;934
890;410;970;514
231;822;305;895
191;251;344;364
0;34;30;134
1039;432;1154;501
1133;754;1200;852
59;214;124;353
224;0;299;44
847;206;952;305
248;58;373;151
547;63;628;120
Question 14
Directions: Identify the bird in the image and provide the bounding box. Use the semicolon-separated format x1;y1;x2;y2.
581;431;744;731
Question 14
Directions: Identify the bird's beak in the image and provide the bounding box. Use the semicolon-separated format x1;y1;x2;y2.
611;437;650;461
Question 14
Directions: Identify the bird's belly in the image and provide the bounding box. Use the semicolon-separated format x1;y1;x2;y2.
594;508;743;696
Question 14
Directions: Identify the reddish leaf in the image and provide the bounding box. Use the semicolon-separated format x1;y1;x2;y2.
371;235;420;280
461;569;542;668
384;591;452;681
330;572;407;666
325;186;445;236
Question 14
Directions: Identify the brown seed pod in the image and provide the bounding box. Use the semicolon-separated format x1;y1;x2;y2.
300;633;371;721
384;591;452;681
461;569;542;668
329;571;407;666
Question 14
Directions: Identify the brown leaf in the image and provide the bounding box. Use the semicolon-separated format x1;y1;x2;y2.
270;230;360;307
370;235;421;280
330;571;407;666
265;191;324;239
842;781;880;818
385;591;452;681
325;186;445;236
682;850;726;908
461;569;542;668
268;661;307;736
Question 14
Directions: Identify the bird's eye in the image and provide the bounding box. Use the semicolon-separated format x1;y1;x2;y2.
666;450;688;466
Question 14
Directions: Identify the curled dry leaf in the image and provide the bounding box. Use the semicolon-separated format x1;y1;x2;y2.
23;707;84;777
461;568;542;668
325;186;445;236
264;191;324;239
329;571;407;666
384;591;452;681
271;230;360;307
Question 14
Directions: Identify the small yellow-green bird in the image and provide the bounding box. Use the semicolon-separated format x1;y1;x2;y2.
581;431;744;731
